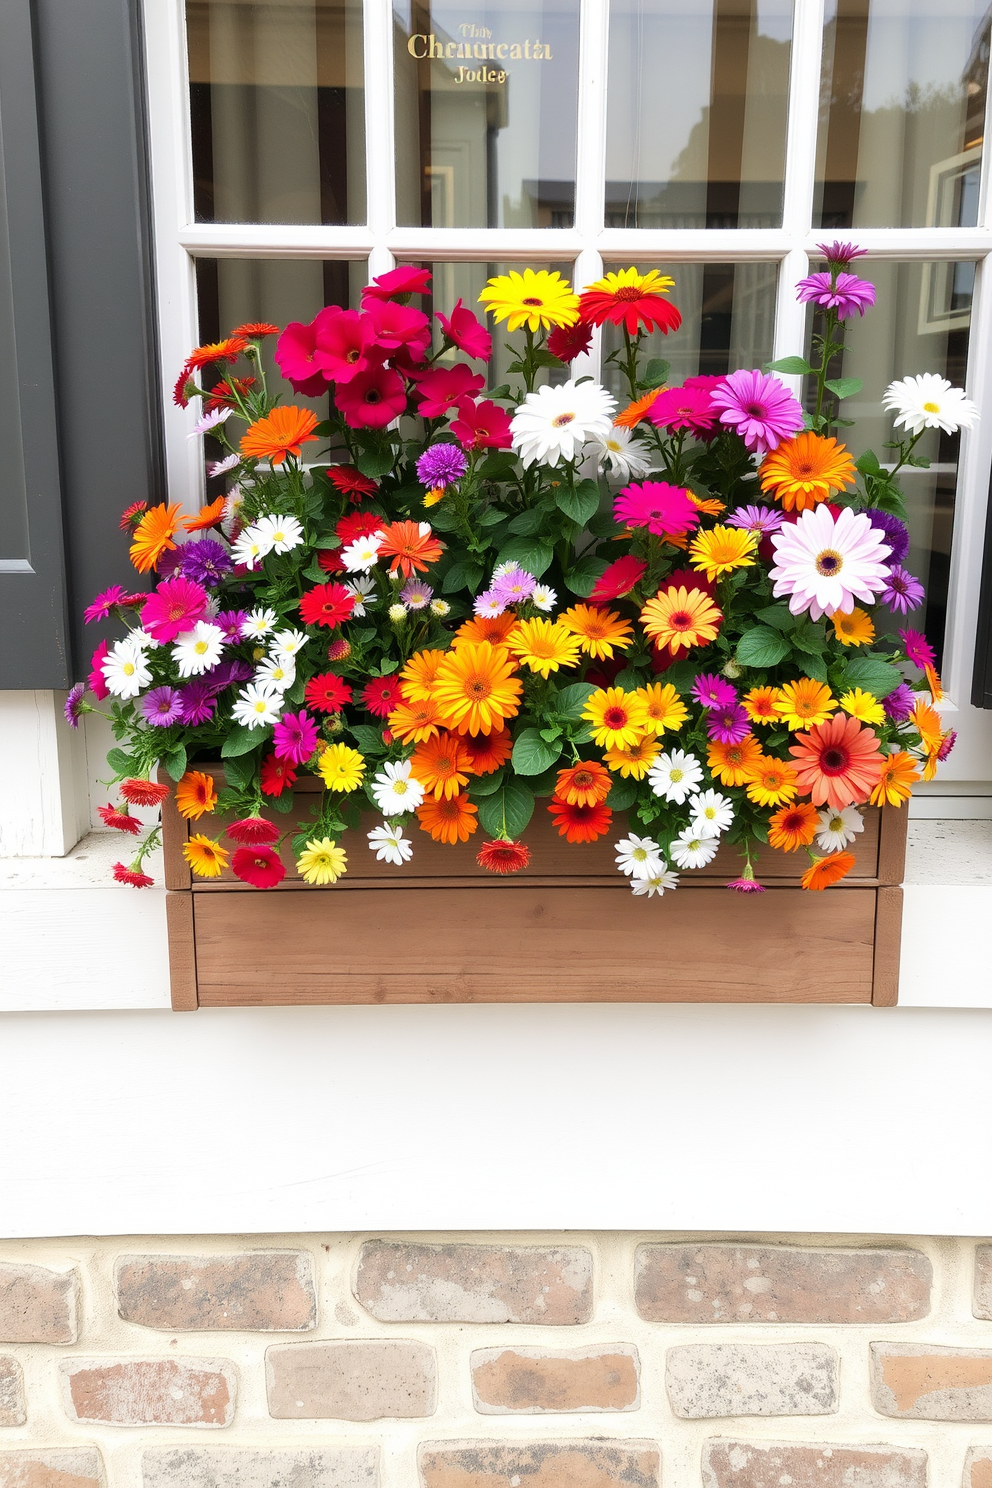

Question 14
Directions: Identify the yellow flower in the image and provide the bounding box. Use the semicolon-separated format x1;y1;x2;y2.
478;268;579;332
582;687;649;750
508;618;582;678
743;686;782;726
423;487;444;507
688;524;756;581
432;641;523;736
839;688;885;726
182;834;229;878
831;607;875;647
775;678;835;731
635;682;687;735
297;837;348;885
743;756;799;807
603;733;660;778
318;742;365;792
559;604;633;659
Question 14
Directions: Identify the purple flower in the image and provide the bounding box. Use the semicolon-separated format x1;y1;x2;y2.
880;564;924;614
140;685;183;726
491;566;537;605
882;682;915;722
795;270;876;320
83;585;128;624
692;673;737;710
157;546;184;579
473;589;506;617
416;442;468;490
899;627;936;669
866;509;910;563
215;609;248;643
207;659;253;694
177;679;218;725
938;729;957;761
709;370;805;456
179;539;232;587
64;683;86;728
706;702;751;744
272;709;319;764
815;241;868;267
401;578;433;610
726;504;785;538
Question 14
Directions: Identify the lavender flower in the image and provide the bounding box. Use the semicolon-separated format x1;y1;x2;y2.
177;679;218;725
726;504;785;538
866;508;910;563
795;270;876;320
880;564;925;614
401;578;433;610
709;370;805;456
206;659;253;694
179;539;232;587
64;683;86;728
692;673;737;710
882;682;915;722
473;589;505;618
490;566;537;605
140;685;183;726
815;241;868;267
416;442;468;490
706;702;751;744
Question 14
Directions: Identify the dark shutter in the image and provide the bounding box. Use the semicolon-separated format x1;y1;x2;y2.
972;470;992;708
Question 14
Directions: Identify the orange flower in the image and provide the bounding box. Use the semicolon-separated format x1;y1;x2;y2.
789;714;884;810
767;801;820;852
548;795;613;843
869;750;921;807
129;503;182;574
604;733;659;778
432;642;522;735
910;699;943;752
186;337;247;368
924;663;944;702
555;760;613;807
775;678;835;731
614;389;663;428
744;755;799;806
460;727;512;775
410;731;472;799
759;431;856;511
559;604;633;660
453;613;518;647
687;493;726;517
743;686;782;726
707;735;763;787
416;792;478;843
400;649;448;701
240;406;319;464
377;520;444;579
388;697;443;743
640;585;723;653
181;495;228;532
801;852;856;890
174;770;217;820
636;682;688;735
182;834;229;878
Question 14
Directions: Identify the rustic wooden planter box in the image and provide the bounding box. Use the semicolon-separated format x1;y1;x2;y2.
162;767;907;1010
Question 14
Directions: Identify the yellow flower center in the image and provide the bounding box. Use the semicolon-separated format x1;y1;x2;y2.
632;846;648;861
123;662;135;676
194;640;208;654
923;401;940;412
254;700;267;713
393;781;408;795
670;767;683;782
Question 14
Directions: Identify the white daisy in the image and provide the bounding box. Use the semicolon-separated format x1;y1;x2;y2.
815;805;865;853
511;378;617;467
631;866;679;896
207;453;240;478
123;629;159;651
171;621;225;678
688;789;734;837
241;607;278;640
371;759;425;816
531;584;557;612
368;823;414;865
769;503;893;620
254;655;296;691
430;599;451;618
231;681;284;729
883;373;979;437
253;513;304;555
101;637;152;699
270;628;309;661
230;529;263;569
341;533;384;572
491;560;516;578
615;833;664;880
344;576;376;617
670;827;720;871
388;603;408;623
187;407;231;438
221;488;245;537
594;424;653;481
647;749;704;804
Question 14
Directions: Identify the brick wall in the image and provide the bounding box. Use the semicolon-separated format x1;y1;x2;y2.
2;1233;992;1486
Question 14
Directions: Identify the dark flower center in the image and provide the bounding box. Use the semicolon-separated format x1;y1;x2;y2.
604;707;627;728
522;297;542;306
820;746;850;776
615;285;642;301
816;549;842;575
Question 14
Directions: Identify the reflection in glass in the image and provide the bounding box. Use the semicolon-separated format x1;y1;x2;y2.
187;0;366;224
807;260;975;662
605;0;793;228
599;263;778;399
393;1;580;227
815;0;989;229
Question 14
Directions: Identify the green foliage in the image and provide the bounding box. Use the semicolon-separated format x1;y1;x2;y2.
511;728;562;775
736;627;790;667
477;778;535;838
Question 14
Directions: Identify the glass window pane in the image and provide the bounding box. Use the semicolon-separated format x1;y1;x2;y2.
187;0;366;224
815;0;989;229
599;262;778;399
605;0;793;229
393;1;580;227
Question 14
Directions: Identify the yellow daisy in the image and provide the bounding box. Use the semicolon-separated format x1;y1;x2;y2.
603;733;660;778
478;268;579;332
774;678;836;731
839;688;886;726
688;525;757;581
635;682;688;735
317;742;365;792
182;834;228;878
559;604;633;660
582;687;649;750
508;618;582;678
832;607;875;647
297;837;348;885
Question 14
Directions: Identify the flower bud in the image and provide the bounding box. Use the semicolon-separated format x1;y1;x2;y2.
388;603;407;624
430;598;451;617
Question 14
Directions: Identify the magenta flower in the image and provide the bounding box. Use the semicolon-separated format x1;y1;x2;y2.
362;265;432;301
727;873;765;893
64;683;86;728
140;686;182;726
816;241;868;267
880;565;924;614
709;370;805;456
335;357;408;430
413;363;485;418
883;683;915;722
796;271;876;320
84;585;128;624
215;609;248;644
88;639;110;701
178;679;218;725
436;298;492;361
314;309;377;384
692;673;737;710
613;480;701;536
274;309;340;393
899;628;936;669
364;299;432;359
726;504;785;538
273;709;319;765
141;577;210;644
938;730;957;762
649;382;719;436
706;702;751;744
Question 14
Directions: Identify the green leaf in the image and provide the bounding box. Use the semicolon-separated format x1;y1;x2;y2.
478;450;517;480
507;507;546;535
605;777;638;812
355;446;395;479
868;486;908;520
467;768;506;799
556;681;597;718
564;554;608;597
107;747;139;776
663;659;698;694
825;376;863;400
842;656;903;699
754;604;798;632
642;358;670;389
855;448;882;475
302;561;329;583
735;626;790;667
496;537;553;579
349;724;389;756
162;745;188;782
511;727;562;775
315;533;341;549
477;506;508;527
764;356;813;375
477;778;535;839
222;723;267;758
555;478;601;526
442;559;485;595
801;652;829;684
270;789;297;813
527;765;561;797
222;753;256;791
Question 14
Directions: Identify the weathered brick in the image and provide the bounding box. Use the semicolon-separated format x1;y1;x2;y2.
0;1448;105;1488
965;1447;992;1488
354;1241;592;1324
0;1358;25;1428
266;1340;435;1420
0;1263;77;1345
418;1440;660;1487
666;1343;838;1418
471;1345;639;1413
142;1447;378;1487
61;1357;236;1427
974;1247;992;1319
702;1439;928;1488
871;1343;992;1420
635;1244;931;1324
116;1252;316;1332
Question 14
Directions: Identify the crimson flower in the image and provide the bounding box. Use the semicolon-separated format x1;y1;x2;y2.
337;510;388;544
98;804;141;835
328;465;378;499
362;265;432;301
436;298;492;360
449;396;513;450
113;861;155;888
119;500;148;532
204;376;256;411
477;839;531;873
231;845;286;889
547;322;593;363
317;550;346;574
299;582;356;629
336;358;408;429
315;308;377;383
260;754;297;797
304;672;353;713
414;363;486;418
226;816;281;846
119;778;170;807
361;675;403;717
589;555;647;602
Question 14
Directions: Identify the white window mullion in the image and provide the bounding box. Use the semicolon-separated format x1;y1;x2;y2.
773;0;825;374
572;0;610;385
363;0;397;278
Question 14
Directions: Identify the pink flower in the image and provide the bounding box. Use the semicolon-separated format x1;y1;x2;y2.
709;369;805;455
816;241;868;267
649;382;719;436
272;709;319;765
899;628;936;670
84;585;128;623
141;576;210;643
414;363;486;417
362;266;432;301
316;308;377;383
88;639;110;701
274;306;341;392
436;298;492;360
613;480;701;536
364;299;432;360
449;396;513;450
335;357;408;429
796;271;875;320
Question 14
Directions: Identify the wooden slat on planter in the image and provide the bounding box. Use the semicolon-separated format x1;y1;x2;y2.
871;885;903;1007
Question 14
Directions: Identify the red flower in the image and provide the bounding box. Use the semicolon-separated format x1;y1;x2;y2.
449;396;513;451
579;276;682;335
231;845;286;889
119;500;148;532
299;583;356;629
477;839;532;874
548;795;613;843
98;804;141;834
362;675;403;717
335;358;408;429
226;816;281;846
230;321;279;338
414;363;486;418
328;465;378;499
260;754;297;797
119;778;170;807
436;298;492;361
172;364;196;407
336;510;387;544
362;265;432;301
304;672;353;713
317;549;346;575
589;555;647;602
112;861;154;888
547;322;593;363
205;376;256;411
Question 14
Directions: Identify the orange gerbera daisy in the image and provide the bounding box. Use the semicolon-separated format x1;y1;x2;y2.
687;493;726;517
924;663;944;702
388;697;443;743
460;727;512;775
604;733;659;778
789;714;885;810
186;337;247;368
640;585;723;653
377;520;444;579
555;760;613;807
869;750;921;807
130;502;182;574
767;801;820;852
174;770;217;820
548;795;613;843
453;612;519;647
743;686;782;726
759;431;856;510
707;735;763;787
582;687;649;750
508;618;582;677
910;699;943;753
410;731;472;799
559;604;633;659
181;495;227;532
182;834;229;878
240;406;319;464
831;607;875;647
416;791;478;843
614;389;662;429
230;321;279;339
775;678;835;731
744;755;799;806
432;642;522;736
636;682;688;735
400;648;448;701
801;851;856;890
